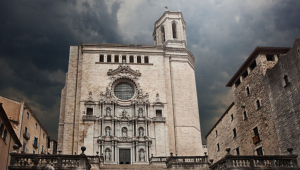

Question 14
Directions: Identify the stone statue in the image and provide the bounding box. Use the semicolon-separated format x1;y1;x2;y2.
105;127;110;136
139;151;145;161
106;107;111;116
105;150;111;161
122;127;127;137
121;109;127;117
139;128;144;137
138;108;143;117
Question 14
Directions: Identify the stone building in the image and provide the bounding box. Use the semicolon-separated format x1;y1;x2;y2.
58;10;204;164
0;96;49;155
206;39;300;163
0;103;21;170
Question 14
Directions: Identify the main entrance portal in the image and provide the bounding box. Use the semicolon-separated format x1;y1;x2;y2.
119;149;131;164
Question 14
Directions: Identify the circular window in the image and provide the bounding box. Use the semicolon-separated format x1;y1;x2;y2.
114;83;135;100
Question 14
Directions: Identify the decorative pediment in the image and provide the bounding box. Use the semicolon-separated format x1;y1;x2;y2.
107;65;141;77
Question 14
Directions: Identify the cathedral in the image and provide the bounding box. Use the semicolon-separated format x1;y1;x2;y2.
58;10;204;164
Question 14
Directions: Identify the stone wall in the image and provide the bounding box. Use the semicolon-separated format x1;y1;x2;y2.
265;38;300;163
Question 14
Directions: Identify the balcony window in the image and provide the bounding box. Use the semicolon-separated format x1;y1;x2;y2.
86;108;93;115
144;56;149;63
33;137;38;148
253;127;261;144
107;55;111;62
100;55;104;62
114;55;119;63
156;110;162;117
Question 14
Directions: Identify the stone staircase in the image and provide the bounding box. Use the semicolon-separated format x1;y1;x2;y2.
98;164;167;169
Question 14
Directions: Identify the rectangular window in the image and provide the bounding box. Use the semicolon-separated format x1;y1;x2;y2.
256;147;263;155
253;127;261;144
34;137;38;146
114;55;119;63
86;108;93;115
217;143;220;151
107;55;111;62
156;110;162;117
43;133;45;138
216;130;218;137
24;126;28;133
231;114;234;121
137;56;141;63
26;112;29;119
233;128;237;138
23;142;26;152
35;123;37;129
33;150;35;154
250;61;257;70
236;147;240;155
243;111;248;120
266;55;275;61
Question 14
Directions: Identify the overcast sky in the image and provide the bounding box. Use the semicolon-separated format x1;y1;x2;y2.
0;0;299;144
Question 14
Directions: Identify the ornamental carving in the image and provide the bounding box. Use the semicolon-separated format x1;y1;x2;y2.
107;65;141;77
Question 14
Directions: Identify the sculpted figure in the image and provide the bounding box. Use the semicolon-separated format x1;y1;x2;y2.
106;107;111;116
139;151;145;161
139;128;144;137
105;127;110;136
122;127;127;137
138;108;143;117
105;150;111;161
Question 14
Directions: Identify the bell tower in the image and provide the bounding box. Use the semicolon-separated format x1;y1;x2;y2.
153;9;187;48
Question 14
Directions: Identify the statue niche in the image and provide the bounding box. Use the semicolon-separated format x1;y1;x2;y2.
139;149;145;162
105;148;111;161
105;126;111;136
122;127;128;137
138;108;143;117
139;127;144;137
106;107;111;116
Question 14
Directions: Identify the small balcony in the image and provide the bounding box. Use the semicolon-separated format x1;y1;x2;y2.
253;135;261;144
23;131;30;140
152;117;166;123
33;143;38;149
82;115;96;121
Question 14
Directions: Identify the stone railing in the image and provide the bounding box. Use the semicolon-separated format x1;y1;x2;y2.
166;153;209;169
9;145;91;170
149;155;167;166
87;155;103;169
82;115;96;121
23;131;30;140
209;148;299;170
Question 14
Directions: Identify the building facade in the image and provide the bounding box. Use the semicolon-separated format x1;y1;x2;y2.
58;10;204;164
206;39;300;163
0;96;49;155
0;103;21;170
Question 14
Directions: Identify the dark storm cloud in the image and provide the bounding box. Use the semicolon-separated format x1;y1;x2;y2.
0;0;122;140
1;0;300;144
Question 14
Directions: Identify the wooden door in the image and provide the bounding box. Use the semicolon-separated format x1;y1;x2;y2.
119;149;131;164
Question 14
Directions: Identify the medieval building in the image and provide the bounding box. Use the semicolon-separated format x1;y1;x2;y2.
206;38;300;163
58;10;204;164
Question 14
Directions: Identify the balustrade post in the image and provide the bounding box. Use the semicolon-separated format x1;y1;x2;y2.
250;159;254;168
57;157;62;168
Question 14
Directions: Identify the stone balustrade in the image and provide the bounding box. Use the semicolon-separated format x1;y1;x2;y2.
82;115;97;121
149;155;167;166
166;153;209;169
209;148;299;170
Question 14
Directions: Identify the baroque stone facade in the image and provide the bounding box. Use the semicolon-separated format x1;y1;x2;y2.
58;10;204;164
206;38;300;163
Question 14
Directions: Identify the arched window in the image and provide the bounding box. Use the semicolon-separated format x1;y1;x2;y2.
172;22;177;39
100;55;104;62
137;56;141;63
161;27;165;42
107;55;111;62
144;56;149;63
0;123;4;137
122;55;127;63
130;56;134;63
114;55;119;63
